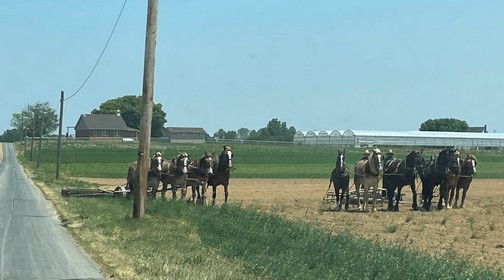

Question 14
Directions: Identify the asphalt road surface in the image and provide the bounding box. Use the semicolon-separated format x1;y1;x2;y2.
0;143;103;280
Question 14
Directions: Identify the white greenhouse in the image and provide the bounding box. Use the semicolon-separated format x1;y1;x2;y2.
294;129;504;149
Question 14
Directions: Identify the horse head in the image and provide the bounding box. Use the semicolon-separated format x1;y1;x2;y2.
435;148;460;174
173;152;189;174
405;150;424;175
150;154;164;176
195;151;214;175
462;154;477;176
367;148;383;175
335;149;346;174
217;146;233;172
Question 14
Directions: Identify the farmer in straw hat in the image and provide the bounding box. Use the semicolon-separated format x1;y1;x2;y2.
360;149;371;160
383;149;396;168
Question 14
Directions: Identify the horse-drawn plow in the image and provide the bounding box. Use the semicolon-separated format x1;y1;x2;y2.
323;186;391;205
61;185;131;198
60;178;205;199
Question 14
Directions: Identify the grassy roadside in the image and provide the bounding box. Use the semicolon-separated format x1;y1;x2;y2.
16;142;504;279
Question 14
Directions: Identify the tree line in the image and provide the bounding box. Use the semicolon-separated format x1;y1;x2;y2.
0;95;475;142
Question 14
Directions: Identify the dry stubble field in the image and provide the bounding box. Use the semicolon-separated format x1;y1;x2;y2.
79;176;504;270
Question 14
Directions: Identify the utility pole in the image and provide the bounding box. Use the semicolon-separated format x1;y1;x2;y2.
56;91;64;179
36;111;44;169
133;0;158;219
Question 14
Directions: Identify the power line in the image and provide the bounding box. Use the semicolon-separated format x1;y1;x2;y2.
65;0;128;101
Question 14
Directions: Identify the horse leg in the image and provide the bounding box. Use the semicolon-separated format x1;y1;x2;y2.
453;187;460;208
149;177;159;199
180;183;187;199
344;187;350;211
394;185;402;211
410;182;418;211
438;183;447;210
171;181;178;200
385;178;395;211
448;185;455;209
362;183;369;212
371;181;378;212
387;186;395;211
333;186;340;211
355;179;362;210
201;183;209;205
460;187;468;208
224;183;229;203
339;187;345;211
160;179;168;200
189;184;197;204
422;183;432;211
211;184;217;205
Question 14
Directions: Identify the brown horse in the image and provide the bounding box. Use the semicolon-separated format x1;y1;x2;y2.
438;150;461;210
208;146;234;205
126;154;164;198
154;152;190;200
354;148;383;212
186;151;214;204
452;154;477;208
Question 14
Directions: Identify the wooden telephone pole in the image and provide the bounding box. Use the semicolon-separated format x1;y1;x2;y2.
133;0;158;219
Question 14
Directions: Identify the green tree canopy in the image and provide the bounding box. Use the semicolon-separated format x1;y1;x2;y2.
0;129;22;142
213;129;237;140
237;127;250;139
248;118;296;142
92;95;167;137
419;118;469;132
11;102;58;137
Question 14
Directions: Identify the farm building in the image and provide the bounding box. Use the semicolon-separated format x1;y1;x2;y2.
74;113;138;140
163;127;207;144
294;129;504;149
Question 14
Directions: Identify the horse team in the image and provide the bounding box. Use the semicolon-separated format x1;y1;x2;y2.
126;146;233;205
329;147;478;212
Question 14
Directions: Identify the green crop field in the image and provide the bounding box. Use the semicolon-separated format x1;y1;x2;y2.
32;141;504;179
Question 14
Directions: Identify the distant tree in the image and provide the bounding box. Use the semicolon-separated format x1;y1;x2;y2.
11;102;58;137
92;95;167;137
237;127;250;139
419;118;468;132
248;118;296;142
225;130;237;139
213;129;226;139
0;129;22;142
213;129;237;140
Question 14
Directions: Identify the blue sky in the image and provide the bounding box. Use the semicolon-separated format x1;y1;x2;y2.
1;0;503;136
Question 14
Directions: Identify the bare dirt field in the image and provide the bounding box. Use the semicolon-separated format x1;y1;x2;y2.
76;177;504;270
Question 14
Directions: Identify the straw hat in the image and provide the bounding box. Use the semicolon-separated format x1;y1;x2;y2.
363;149;371;156
386;149;394;155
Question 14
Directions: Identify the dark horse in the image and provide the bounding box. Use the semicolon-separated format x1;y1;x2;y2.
126;154;164;198
186;152;214;204
208;146;234;205
328;149;350;211
382;150;424;211
419;147;459;211
452;154;477;208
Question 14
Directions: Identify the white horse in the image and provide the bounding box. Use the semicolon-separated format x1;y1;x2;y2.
354;148;383;212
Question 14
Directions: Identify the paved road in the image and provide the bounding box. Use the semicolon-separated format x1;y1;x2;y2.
0;143;104;280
